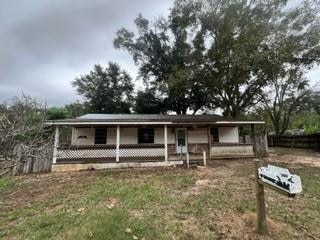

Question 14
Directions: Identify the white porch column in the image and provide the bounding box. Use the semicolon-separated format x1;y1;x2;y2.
116;125;120;162
52;126;60;164
164;124;168;162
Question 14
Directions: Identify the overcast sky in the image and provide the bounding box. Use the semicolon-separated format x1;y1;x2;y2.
0;0;172;106
0;0;319;106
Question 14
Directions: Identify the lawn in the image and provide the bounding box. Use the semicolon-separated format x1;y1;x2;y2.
0;149;319;239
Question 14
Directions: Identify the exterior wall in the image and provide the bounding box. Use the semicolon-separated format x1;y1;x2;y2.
154;127;175;144
72;127;94;145
188;128;208;143
107;128;116;144
69;125;253;160
71;127;175;146
210;145;254;157
120;127;137;144
218;127;239;143
71;126;239;152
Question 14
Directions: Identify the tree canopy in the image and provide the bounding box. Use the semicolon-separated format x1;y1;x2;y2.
133;88;165;114
114;11;210;114
72;62;134;113
114;0;320;118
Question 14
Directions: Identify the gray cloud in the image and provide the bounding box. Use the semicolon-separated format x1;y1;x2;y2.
0;0;172;105
1;0;319;106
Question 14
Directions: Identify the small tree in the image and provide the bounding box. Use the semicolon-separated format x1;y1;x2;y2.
47;107;68;120
64;101;88;118
72;62;134;113
0;95;52;175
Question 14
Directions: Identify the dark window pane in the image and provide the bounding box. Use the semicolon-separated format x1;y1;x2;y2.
95;128;107;144
138;128;154;144
211;128;219;143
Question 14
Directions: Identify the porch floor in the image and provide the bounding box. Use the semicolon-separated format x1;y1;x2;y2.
56;157;167;164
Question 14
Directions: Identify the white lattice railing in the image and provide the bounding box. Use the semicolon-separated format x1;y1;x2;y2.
58;149;116;159
119;148;164;158
57;148;165;160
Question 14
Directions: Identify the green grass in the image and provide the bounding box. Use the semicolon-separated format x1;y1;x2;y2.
0;176;16;193
0;163;319;239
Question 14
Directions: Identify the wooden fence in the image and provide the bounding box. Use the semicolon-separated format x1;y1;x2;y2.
268;134;320;149
0;145;53;176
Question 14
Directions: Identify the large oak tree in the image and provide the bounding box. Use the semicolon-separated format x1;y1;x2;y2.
114;0;320;119
114;12;209;114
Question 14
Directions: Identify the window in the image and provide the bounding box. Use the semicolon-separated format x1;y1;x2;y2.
211;128;219;143
94;128;107;144
138;128;154;144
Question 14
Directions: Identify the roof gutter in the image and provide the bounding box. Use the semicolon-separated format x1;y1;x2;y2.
44;120;265;126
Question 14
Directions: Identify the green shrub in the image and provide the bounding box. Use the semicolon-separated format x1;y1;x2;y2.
304;124;320;134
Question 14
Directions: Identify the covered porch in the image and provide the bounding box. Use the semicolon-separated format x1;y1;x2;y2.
52;122;177;171
47;117;265;171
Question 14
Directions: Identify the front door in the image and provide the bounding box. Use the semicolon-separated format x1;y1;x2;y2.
176;128;187;153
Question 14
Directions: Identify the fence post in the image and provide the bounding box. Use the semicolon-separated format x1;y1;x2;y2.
203;151;207;166
254;159;268;235
186;152;190;168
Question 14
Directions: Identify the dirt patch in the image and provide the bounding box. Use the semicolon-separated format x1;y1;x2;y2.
208;211;288;240
105;197;118;209
267;154;320;167
181;217;203;238
130;210;144;219
268;148;320;167
195;179;210;186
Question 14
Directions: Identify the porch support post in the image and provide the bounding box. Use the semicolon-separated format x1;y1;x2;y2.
164;124;168;162
207;126;211;159
116;125;120;162
52;126;60;164
251;124;257;157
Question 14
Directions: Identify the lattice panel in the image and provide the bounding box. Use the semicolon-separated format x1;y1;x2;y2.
119;148;164;157
58;149;116;159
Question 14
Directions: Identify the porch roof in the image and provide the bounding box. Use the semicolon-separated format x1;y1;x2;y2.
45;114;265;126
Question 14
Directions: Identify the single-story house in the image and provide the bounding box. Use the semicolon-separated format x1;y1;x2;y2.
45;114;265;172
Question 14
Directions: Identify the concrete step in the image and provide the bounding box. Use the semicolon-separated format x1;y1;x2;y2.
183;159;203;167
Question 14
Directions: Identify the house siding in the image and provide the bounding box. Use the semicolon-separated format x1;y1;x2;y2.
218;127;239;143
188;128;208;143
72;127;175;145
72;128;94;145
71;126;239;149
